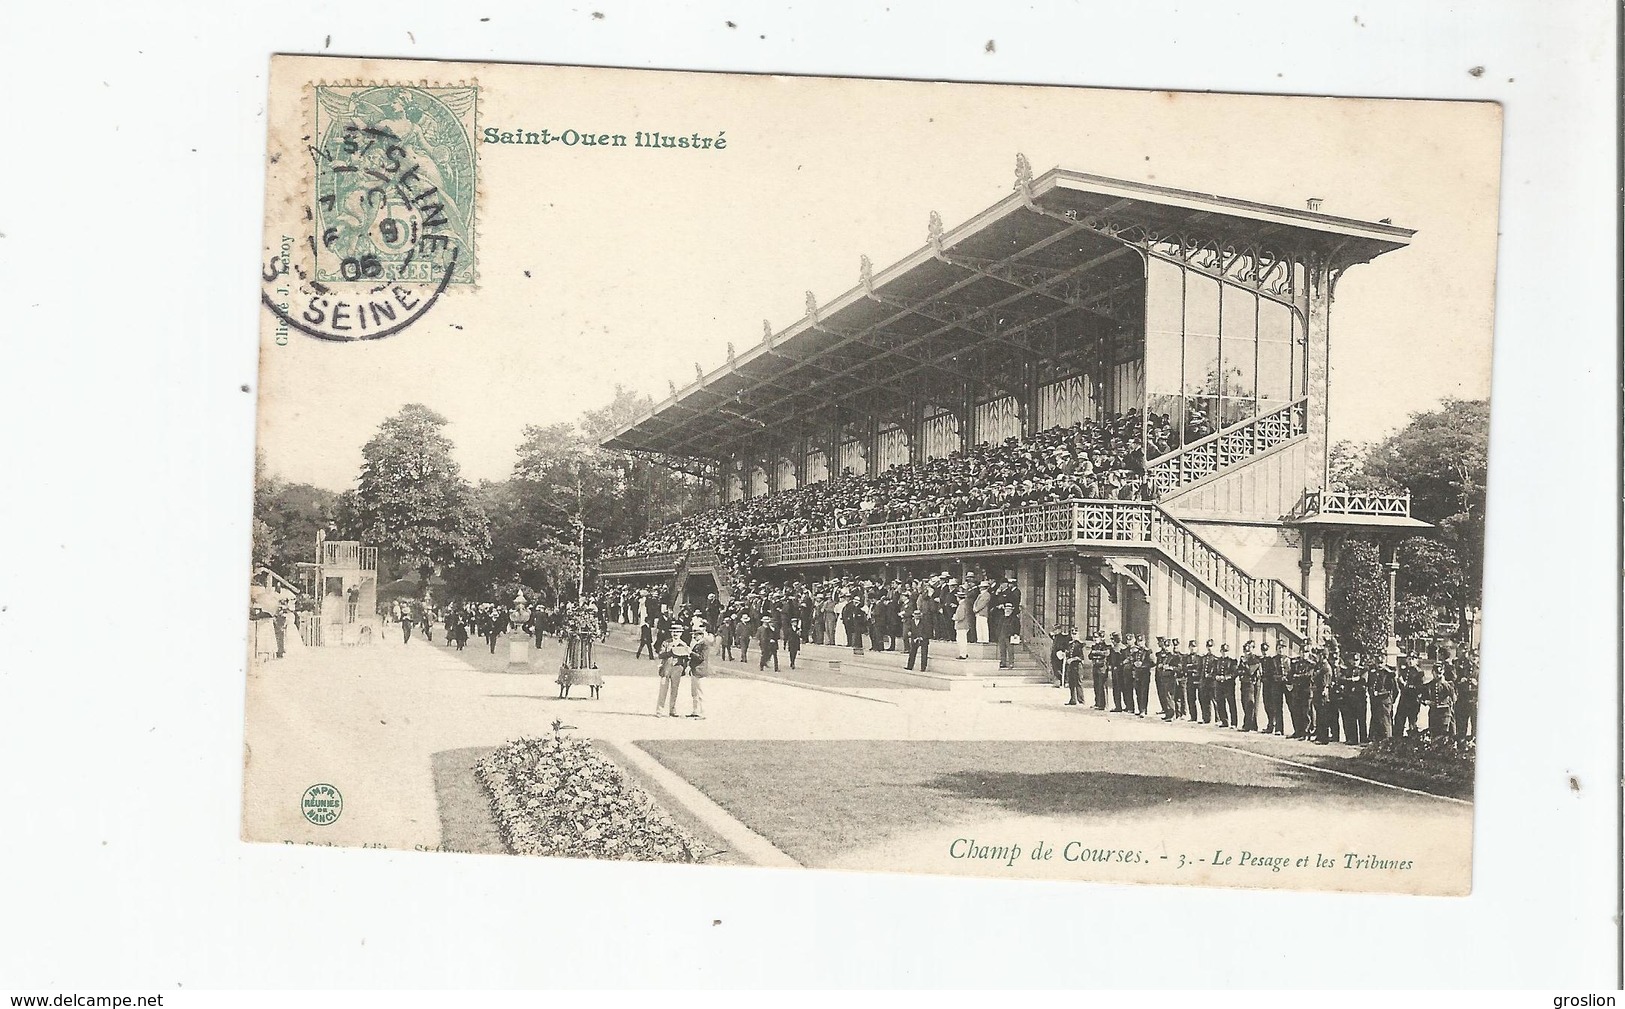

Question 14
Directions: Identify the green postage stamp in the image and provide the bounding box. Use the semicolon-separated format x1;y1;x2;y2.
311;84;478;286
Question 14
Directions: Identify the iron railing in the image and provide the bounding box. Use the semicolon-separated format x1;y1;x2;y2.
1146;397;1308;496
601;500;1326;641
754;499;1324;642
321;541;378;571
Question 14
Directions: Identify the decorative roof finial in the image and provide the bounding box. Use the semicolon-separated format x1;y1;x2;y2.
694;362;705;383
726;341;736;365
928;211;944;254
667;379;678;399
762;319;775;350
859;254;874;295
1014;153;1035;206
804;290;819;325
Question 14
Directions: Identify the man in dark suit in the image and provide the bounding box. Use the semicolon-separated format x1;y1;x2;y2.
757;616;780;673
993;577;1022;669
904;602;931;671
784;615;802;669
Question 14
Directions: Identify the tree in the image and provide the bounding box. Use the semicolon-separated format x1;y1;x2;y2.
1328;440;1399;493
351;404;491;584
1327;538;1390;658
1363;399;1489;612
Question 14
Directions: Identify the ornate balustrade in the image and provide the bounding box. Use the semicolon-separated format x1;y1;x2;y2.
599;548;720;578
1146;397;1308;496
598;549;688;577
603;500;1325;641
1300;488;1412;517
756;498;1322;641
760;500;1150;566
320;541;378;571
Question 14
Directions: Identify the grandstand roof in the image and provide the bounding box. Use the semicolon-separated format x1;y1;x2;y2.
602;163;1414;462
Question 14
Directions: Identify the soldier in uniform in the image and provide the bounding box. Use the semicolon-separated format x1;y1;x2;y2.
1196;640;1218;724
1129;634;1152;717
1181;640;1201;720
1287;650;1314;739
1394;655;1424;738
1213;643;1238;728
1338;653;1369;745
1107;633;1129;712
1312;648;1337;745
1453;656;1478;738
1050;626;1073;688
1367;658;1398;741
1260;640;1287;735
1064;633;1088;706
1154;638;1179;720
1238;640;1262;732
1171;639;1191;720
1088;633;1111;710
1428;663;1457;737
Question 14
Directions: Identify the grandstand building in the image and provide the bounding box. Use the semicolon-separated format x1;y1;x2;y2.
600;157;1428;658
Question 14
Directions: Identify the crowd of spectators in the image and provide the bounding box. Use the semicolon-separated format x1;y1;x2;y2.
598;568;1028;672
602;411;1156;571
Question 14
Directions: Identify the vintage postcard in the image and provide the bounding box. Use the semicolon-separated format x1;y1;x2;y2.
247;55;1499;894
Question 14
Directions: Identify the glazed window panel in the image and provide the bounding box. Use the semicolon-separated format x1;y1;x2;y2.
1257;298;1294;403
1144;257;1184;396
1183;272;1221;400
1147;392;1183;456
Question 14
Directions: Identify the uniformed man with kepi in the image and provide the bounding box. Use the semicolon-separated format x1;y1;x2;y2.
1154;638;1180;720
1183;640;1202;722
1453;656;1478;738
1213;643;1239;728
1108;632;1129;711
1260;640;1288;735
1238;640;1261;732
1088;633;1111;710
1172;639;1192;720
1196;640;1218;724
1128;634;1152;716
1367;658;1398;741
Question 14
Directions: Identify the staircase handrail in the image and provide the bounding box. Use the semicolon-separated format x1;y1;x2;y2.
1017;610;1059;675
1145;397;1309;495
1147;505;1326;641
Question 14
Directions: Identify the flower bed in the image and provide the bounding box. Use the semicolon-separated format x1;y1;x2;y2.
1354;732;1476;796
475;734;707;862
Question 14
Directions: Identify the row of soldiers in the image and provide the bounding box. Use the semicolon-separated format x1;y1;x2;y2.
1057;632;1478;744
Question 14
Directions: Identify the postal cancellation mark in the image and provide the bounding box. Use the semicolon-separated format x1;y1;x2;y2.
261;83;477;342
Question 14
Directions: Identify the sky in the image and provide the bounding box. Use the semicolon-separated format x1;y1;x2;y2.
257;62;1501;491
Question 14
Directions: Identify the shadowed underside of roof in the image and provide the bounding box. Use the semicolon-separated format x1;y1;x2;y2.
603;162;1413;463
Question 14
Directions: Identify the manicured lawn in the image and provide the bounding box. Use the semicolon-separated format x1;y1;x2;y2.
635;739;1396;867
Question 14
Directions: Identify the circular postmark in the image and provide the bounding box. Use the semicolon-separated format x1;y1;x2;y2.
262;84;477;342
301;783;344;825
